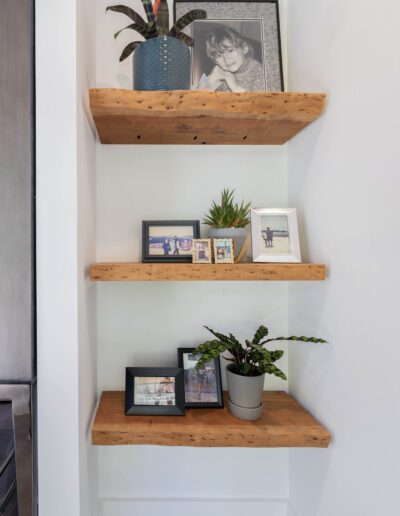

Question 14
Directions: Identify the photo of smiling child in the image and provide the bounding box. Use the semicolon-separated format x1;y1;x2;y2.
191;20;267;92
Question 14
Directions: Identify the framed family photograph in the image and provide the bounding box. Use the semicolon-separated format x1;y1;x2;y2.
125;367;185;415
174;0;284;92
178;348;224;408
192;239;212;263
251;208;301;262
142;220;200;263
213;238;234;263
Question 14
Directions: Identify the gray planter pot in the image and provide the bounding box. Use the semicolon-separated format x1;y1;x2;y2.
207;227;248;262
133;36;190;91
226;364;265;421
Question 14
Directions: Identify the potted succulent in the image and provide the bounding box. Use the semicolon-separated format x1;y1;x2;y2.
107;1;206;90
202;189;251;262
194;325;326;420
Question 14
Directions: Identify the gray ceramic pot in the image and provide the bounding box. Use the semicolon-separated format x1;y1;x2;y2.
226;364;265;421
207;227;248;262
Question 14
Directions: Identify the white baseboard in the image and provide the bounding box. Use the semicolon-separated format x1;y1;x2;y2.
99;498;289;516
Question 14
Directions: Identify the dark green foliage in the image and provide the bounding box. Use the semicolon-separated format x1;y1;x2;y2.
106;5;148;30
107;2;206;60
202;189;251;229
156;0;169;34
170;10;207;36
119;41;141;62
194;325;326;378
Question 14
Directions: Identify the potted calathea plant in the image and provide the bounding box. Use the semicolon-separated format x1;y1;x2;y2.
203;189;251;262
194;325;326;421
107;1;206;90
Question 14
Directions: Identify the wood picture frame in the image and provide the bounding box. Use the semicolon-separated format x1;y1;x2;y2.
192;238;212;263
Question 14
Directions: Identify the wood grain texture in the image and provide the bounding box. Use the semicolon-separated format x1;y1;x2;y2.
92;391;331;448
90;89;327;145
90;262;326;281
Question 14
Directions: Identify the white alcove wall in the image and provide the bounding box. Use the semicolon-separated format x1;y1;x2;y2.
95;0;291;514
287;0;400;515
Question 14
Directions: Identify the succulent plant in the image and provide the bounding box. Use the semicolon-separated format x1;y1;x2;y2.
194;324;327;378
202;189;251;229
107;1;207;61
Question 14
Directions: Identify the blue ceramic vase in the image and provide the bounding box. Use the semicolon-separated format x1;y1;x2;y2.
133;36;190;91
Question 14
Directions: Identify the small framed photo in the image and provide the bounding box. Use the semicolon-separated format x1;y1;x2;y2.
142;220;200;263
178;348;224;408
192;238;212;263
174;0;284;92
251;208;301;263
125;367;185;415
213;238;234;264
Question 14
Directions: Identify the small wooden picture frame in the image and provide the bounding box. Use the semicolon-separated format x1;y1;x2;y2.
192;239;212;264
213;238;234;264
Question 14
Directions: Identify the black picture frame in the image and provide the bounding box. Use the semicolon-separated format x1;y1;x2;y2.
142;220;201;263
125;367;185;415
178;347;224;408
174;0;284;92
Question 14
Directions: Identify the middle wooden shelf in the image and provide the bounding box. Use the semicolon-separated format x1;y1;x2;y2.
90;262;326;281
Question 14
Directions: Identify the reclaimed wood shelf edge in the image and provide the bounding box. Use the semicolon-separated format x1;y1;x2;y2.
92;391;331;448
89;262;326;281
90;88;327;145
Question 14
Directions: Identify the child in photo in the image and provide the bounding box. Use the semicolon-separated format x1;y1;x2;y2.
206;26;265;92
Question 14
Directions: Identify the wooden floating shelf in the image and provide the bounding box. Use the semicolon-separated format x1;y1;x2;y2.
90;262;326;282
90;88;327;145
92;391;330;448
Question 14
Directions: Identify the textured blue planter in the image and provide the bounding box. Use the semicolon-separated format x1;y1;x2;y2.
133;36;190;91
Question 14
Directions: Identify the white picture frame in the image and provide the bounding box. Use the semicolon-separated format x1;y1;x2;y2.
251;208;301;263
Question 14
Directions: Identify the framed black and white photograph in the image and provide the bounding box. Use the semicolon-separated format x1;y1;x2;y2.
174;0;284;92
251;208;301;262
125;367;185;415
178;348;224;408
192;238;212;263
142;220;200;263
213;238;234;263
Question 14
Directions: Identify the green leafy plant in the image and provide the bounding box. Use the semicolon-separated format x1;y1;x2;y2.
194;325;327;378
107;1;207;61
202;189;251;228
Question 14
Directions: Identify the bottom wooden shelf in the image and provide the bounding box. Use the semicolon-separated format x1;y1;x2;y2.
92;391;330;448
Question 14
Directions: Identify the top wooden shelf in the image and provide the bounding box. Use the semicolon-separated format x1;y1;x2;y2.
90;88;327;145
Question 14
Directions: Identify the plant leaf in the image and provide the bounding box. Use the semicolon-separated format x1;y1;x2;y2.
114;22;151;40
156;0;169;34
119;41;141;61
193;339;227;368
261;336;328;345
258;362;287;380
141;0;157;28
169;9;207;36
252;325;269;345
173;32;194;46
106;5;148;30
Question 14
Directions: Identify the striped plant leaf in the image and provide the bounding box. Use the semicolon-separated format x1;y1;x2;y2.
169;9;207;36
114;22;151;40
141;0;157;29
252;325;268;345
106;5;147;30
261;336;327;344
119;41;141;61
173;32;194;47
156;0;169;34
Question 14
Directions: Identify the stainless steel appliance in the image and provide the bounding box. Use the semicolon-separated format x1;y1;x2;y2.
0;0;36;514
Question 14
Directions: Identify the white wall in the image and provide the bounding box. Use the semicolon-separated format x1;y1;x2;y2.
287;0;400;515
36;0;97;514
95;1;290;514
